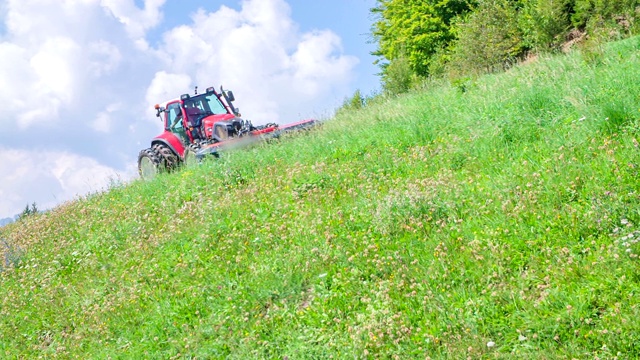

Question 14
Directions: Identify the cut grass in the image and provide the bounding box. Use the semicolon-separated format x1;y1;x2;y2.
2;37;640;358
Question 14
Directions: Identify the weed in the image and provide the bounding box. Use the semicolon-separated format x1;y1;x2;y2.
1;238;23;271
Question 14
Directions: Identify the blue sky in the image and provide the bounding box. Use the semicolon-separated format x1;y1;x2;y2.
0;0;381;219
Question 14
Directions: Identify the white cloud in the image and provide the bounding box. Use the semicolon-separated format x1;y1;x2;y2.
24;37;80;127
5;0;101;41
145;71;192;108
291;30;358;96
0;0;158;218
100;0;166;48
88;40;123;77
0;1;127;129
0;41;37;115
0;147;124;217
0;35;84;129
91;102;122;133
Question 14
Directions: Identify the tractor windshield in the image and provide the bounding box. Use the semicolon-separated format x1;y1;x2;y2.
183;93;228;117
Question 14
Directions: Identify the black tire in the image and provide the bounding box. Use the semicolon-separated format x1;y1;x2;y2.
138;143;178;180
152;143;179;170
138;147;161;180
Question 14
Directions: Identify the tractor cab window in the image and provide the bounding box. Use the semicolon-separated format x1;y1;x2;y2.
166;103;188;141
204;94;228;115
184;93;227;119
167;103;183;131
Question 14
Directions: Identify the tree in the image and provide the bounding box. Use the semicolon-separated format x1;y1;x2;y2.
381;53;415;94
371;0;476;77
370;0;639;86
19;202;38;220
336;89;366;115
348;89;365;110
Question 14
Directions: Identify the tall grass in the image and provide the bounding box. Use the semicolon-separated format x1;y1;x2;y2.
2;37;640;358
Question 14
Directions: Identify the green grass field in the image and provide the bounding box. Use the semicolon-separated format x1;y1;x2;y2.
2;36;640;359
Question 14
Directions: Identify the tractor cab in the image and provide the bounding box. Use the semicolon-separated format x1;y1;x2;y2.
157;86;244;144
180;88;240;142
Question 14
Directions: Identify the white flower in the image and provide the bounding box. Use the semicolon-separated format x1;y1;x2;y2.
487;341;496;348
518;335;527;341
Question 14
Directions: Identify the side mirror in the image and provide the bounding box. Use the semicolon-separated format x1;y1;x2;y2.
226;91;235;102
155;105;165;118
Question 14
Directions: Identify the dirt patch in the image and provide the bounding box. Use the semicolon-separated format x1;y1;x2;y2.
520;52;539;66
562;29;587;53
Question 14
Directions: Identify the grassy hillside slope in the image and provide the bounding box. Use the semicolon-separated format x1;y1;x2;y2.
2;37;640;359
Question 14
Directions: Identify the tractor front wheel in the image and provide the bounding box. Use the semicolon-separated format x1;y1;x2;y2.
183;144;200;168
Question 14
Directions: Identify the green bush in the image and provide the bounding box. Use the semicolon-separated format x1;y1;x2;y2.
381;54;421;95
336;89;366;115
519;0;575;50
448;0;526;75
347;89;365;110
572;0;638;29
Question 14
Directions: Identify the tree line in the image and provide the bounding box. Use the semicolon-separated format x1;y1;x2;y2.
368;0;639;95
20;202;39;219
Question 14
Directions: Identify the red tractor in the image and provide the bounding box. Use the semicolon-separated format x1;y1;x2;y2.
138;85;315;179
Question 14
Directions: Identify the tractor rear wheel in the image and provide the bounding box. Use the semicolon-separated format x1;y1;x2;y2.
138;148;161;180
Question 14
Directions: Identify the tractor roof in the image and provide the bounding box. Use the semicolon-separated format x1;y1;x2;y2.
159;98;181;107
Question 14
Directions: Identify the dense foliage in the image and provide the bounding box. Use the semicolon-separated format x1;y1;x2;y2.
372;0;639;93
